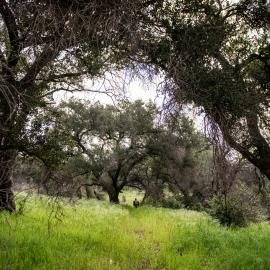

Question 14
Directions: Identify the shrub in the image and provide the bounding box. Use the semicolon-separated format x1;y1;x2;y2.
161;194;184;209
143;193;183;209
208;182;266;227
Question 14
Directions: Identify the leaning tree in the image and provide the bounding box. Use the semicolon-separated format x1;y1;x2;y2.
132;0;270;180
0;0;159;211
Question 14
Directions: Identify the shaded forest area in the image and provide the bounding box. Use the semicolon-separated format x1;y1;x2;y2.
0;0;270;229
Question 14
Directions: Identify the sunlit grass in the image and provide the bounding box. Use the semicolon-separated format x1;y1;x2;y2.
1;194;270;269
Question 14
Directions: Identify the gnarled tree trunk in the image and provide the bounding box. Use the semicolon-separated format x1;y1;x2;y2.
99;171;120;203
0;151;16;212
216;113;270;181
107;187;119;203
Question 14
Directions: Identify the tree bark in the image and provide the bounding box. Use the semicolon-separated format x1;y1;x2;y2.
213;112;270;181
0;151;16;212
99;171;120;203
107;187;119;203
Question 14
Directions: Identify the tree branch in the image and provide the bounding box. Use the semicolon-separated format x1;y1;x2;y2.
20;46;58;89
0;0;20;68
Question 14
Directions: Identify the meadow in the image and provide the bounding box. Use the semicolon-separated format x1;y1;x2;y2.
1;194;270;270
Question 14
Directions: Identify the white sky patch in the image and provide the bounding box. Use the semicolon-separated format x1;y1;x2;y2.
53;70;165;106
53;70;204;131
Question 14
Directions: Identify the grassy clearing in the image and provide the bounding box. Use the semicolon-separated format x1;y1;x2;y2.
1;195;270;270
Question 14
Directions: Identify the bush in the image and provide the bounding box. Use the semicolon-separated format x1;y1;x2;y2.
143;193;183;209
209;183;266;227
161;194;184;209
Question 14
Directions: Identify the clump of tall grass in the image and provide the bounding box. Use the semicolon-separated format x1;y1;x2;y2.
1;194;270;270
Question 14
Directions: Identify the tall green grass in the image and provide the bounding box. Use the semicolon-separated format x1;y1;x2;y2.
1;194;270;270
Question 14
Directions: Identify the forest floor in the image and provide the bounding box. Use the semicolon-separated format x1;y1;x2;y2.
1;193;270;270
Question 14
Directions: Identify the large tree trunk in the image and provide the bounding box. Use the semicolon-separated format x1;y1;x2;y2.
0;86;23;212
213;113;270;182
0;151;16;212
107;187;119;203
99;171;120;203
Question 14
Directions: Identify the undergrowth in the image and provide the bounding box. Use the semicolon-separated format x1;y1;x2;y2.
0;194;270;270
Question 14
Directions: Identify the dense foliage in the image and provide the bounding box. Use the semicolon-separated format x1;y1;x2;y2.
131;0;270;180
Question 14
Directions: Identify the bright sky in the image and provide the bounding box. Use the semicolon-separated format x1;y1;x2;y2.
53;70;205;132
54;70;165;106
53;0;270;135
